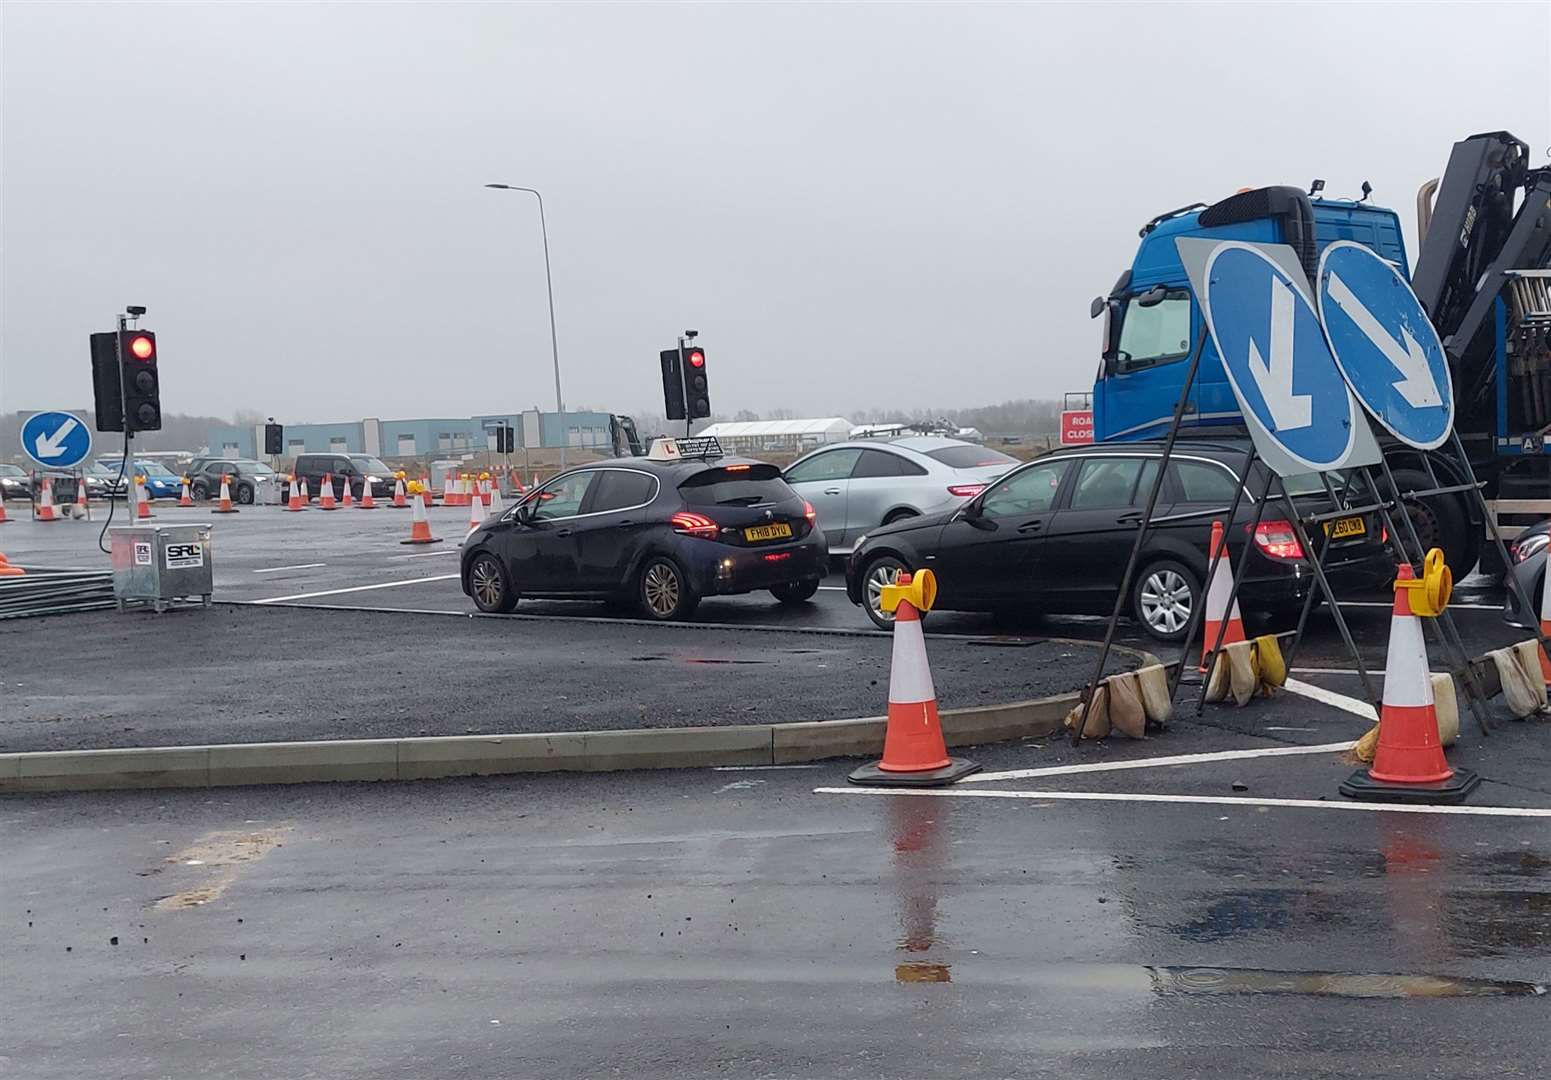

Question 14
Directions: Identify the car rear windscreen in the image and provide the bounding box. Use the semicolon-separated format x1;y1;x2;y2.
678;464;793;506
926;446;1018;468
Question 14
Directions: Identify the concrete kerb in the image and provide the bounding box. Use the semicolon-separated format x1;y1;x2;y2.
0;690;1090;793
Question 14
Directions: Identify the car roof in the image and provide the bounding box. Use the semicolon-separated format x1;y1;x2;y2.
1040;437;1253;461
798;436;970;456
578;455;772;478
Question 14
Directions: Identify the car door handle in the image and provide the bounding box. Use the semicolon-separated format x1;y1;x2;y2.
616;519;633;527
1018;520;1043;533
1117;512;1143;526
555;528;573;538
822;488;842;496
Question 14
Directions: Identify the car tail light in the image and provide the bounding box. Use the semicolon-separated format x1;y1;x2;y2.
804;501;816;524
1253;520;1304;560
763;551;791;562
947;484;986;498
671;511;719;539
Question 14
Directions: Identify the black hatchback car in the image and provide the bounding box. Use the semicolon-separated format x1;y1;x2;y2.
845;439;1395;639
461;453;828;619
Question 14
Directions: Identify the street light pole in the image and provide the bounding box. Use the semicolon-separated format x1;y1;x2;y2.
485;183;567;469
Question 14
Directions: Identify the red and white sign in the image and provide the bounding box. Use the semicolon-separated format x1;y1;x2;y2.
1060;409;1094;445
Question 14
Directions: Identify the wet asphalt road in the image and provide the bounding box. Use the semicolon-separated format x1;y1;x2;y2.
4;708;1549;1080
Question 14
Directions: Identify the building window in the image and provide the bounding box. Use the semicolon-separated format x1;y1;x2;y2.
287;440;305;455
397;434;417;455
437;433;452;450
329;437;347;451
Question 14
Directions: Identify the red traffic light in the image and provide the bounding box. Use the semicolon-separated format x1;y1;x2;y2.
687;349;705;368
128;335;155;360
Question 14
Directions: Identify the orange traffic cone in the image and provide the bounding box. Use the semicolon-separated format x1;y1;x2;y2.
1341;559;1479;803
399;491;443;546
1200;519;1246;671
0;485;9;524
35;476;59;522
420;488;434;511
300;478;310;503
178;477;195;507
213;476;239;514
442;475;457;507
0;552;24;577
488;485;504;518
340;476;355;508
357;479;376;509
285;476;306;511
849;569;980;786
390;477;409;509
134;477;153;519
75;476;90;516
1538;568;1551;685
467;486;487;534
318;474;338;510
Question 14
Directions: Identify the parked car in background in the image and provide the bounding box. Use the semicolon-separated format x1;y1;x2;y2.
462;455;827;620
844;439;1395;640
782;436;1017;555
82;461;128;499
291;453;400;500
0;464;32;501
1505;517;1548;630
187;459;278;504
96;458;184;500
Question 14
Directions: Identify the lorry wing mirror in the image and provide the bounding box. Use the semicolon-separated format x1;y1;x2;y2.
1137;285;1169;308
1089;296;1106;319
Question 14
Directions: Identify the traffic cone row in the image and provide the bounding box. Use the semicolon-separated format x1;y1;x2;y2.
1201;519;1246;671
399;490;442;546
75;478;90;516
213;476;239;514
1341;559;1479;804
849;569;979;787
340;477;355;508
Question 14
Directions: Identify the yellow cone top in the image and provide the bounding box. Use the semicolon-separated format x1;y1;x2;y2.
1396;548;1452;617
881;568;937;614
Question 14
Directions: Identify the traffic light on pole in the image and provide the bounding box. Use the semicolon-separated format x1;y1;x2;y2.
90;332;124;432
685;345;711;419
660;349;686;420
264;422;284;456
120;329;161;433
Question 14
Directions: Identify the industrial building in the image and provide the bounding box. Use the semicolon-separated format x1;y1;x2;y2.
693;418;852;454
208;409;616;460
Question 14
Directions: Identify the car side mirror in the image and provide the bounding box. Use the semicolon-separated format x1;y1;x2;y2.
515;502;535;524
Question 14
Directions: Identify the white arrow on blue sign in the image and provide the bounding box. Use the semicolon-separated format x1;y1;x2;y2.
20;411;93;470
1317;240;1454;451
1201;242;1361;474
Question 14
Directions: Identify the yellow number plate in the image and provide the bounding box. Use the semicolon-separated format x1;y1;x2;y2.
1324;516;1367;540
743;522;793;542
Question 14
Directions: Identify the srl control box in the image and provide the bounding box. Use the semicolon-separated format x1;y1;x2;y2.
110;523;214;612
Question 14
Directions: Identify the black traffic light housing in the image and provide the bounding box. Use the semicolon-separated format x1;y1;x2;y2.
660;348;686;420
264;422;284;456
684;345;710;419
120;329;161;433
90;331;124;432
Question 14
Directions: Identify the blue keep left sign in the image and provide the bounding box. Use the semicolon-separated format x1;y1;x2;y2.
1317;241;1454;451
1202;242;1359;473
21;411;92;470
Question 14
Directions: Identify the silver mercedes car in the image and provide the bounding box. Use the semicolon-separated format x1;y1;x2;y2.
782;436;1017;555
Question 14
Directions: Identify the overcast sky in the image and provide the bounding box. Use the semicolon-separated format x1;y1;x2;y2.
2;1;1547;424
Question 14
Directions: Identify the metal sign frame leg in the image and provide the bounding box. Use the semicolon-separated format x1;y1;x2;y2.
1277;472;1359;675
1071;328;1210;745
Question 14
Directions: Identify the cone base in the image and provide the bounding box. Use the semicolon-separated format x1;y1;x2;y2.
848;757;981;788
399;537;444;546
1339;767;1480;805
212;508;240;514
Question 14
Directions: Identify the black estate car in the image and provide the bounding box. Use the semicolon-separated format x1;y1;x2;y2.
845;439;1395;640
461;454;828;619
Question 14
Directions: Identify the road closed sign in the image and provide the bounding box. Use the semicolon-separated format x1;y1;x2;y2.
1060;410;1094;445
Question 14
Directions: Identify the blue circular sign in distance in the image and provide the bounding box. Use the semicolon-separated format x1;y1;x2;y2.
20;411;93;470
1203;243;1357;473
1317;241;1454;451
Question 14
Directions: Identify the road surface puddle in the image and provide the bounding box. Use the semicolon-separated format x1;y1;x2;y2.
154;827;290;911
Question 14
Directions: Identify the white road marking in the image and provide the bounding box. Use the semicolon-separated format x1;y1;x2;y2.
255;573;460;604
1283;677;1379;721
815;786;1551;819
392;549;457;560
711;764;823;772
252;563;326;574
963;740;1356;784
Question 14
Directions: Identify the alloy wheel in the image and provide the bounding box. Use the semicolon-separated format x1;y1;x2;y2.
1139;568;1192;635
471;559;504;610
643;562;681;618
865;562;903;624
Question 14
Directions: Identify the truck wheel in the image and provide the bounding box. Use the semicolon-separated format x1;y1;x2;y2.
1384;469;1473;574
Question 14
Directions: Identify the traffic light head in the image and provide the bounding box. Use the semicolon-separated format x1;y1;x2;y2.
120;329;161;433
264;422;284;456
685;347;711;419
660;349;687;421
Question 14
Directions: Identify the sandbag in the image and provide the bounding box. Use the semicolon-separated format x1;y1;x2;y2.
1106;672;1147;739
1252;634;1287;689
1430;672;1459;747
1064;684;1111;741
1135;664;1173;725
1492;645;1545;719
1511;640;1549;712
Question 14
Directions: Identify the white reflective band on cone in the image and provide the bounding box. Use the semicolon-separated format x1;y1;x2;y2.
1380;612;1433;709
888;611;936;705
